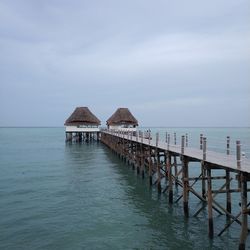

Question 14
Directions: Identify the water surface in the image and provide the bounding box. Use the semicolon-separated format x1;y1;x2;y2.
0;127;249;249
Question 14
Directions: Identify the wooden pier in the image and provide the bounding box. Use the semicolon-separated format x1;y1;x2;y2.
101;129;250;250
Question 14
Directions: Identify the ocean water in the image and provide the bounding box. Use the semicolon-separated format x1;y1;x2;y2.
0;127;249;250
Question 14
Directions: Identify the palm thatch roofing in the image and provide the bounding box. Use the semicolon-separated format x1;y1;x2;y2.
106;108;138;126
64;107;101;126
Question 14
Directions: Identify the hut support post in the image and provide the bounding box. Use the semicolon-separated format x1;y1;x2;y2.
239;173;248;250
65;132;72;142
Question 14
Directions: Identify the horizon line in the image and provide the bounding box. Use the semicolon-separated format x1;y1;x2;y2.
0;126;249;129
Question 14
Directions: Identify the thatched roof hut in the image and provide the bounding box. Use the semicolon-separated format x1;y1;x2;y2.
65;107;101;126
106;108;138;126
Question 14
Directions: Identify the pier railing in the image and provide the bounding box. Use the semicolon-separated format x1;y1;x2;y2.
101;128;250;173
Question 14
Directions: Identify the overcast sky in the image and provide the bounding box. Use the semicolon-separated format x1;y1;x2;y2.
0;0;249;127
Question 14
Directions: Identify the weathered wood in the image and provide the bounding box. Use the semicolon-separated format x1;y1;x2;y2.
237;140;241;169
149;154;153;186
239;173;248;250
212;199;243;225
201;163;206;199
200;134;203;150
156;132;159;147
227;136;230;155
182;156;189;217
175;173;202;202
207;166;214;238
163;153;167;180
181;136;185;155
101;130;250;248
203;137;207;161
167;153;173;204
188;176;226;181
141;150;145;179
211;188;250;194
218;201;250;236
157;150;162;193
174;156;178;186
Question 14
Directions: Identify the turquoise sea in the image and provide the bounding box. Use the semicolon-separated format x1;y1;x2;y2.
0;127;249;250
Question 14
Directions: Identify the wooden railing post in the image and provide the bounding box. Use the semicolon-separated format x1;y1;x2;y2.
226;136;230;155
181;135;185;155
237;140;241;169
167;134;170;150
156;132;159;147
203;137;207;161
148;131;151;145
200;134;203;150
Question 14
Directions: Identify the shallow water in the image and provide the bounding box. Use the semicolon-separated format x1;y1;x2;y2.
0;127;249;249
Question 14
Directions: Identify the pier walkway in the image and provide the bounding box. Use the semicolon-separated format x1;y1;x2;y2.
101;129;250;250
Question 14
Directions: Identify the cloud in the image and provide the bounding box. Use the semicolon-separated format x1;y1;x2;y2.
0;0;249;126
80;31;250;75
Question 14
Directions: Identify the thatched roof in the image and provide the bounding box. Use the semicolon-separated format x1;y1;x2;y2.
65;107;101;126
106;108;138;126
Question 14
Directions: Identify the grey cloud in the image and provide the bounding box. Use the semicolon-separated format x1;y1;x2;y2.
0;0;249;126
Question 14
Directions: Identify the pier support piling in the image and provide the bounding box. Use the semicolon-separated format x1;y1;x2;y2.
157;151;162;193
168;153;173;204
182;156;189;217
149;153;153;186
100;129;250;248
239;173;248;250
226;170;232;220
207;166;214;239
